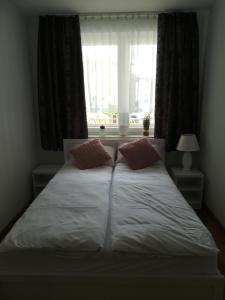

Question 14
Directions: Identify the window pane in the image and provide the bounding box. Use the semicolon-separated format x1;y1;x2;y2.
82;45;118;126
129;44;157;127
87;112;118;126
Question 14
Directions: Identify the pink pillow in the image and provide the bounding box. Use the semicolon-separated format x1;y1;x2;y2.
118;138;160;170
70;139;112;169
117;142;160;163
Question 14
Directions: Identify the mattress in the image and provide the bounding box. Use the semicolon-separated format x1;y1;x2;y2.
0;161;219;277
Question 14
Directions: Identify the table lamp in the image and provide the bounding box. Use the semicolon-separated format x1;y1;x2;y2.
176;134;200;171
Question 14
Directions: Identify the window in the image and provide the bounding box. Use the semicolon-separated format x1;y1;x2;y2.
80;14;157;134
82;44;118;126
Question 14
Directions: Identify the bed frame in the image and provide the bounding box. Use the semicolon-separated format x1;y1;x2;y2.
0;138;224;300
0;275;224;300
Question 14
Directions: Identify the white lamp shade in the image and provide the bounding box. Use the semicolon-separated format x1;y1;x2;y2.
176;134;200;152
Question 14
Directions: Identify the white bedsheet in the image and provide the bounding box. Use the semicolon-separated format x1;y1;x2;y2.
111;162;218;256
0;163;113;252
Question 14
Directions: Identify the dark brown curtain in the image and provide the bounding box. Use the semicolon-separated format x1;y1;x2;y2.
154;13;199;152
38;15;88;150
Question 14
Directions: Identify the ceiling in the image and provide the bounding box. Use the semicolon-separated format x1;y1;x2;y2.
13;0;213;15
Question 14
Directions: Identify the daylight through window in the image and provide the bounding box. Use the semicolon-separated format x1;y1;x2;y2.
80;14;157;131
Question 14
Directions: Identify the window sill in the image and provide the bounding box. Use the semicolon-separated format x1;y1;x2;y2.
88;127;154;136
89;134;154;138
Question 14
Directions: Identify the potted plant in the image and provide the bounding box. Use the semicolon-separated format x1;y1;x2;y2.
99;125;106;137
143;114;150;136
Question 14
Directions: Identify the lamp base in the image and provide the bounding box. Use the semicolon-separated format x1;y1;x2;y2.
182;152;192;171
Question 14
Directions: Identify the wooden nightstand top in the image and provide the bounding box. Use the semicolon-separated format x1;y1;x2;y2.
32;164;62;175
170;167;204;178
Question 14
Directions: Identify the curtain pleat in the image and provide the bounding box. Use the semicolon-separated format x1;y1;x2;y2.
154;13;199;152
38;15;88;151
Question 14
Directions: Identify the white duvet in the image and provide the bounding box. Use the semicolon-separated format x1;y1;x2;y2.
0;161;218;258
111;162;218;256
0;163;112;252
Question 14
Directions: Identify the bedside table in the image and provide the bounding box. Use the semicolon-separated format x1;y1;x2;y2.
170;168;204;209
32;164;62;197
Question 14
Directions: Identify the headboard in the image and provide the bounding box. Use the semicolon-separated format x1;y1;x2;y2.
63;138;165;163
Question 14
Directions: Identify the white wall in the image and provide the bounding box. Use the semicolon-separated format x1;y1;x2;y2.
0;0;38;230
200;0;225;227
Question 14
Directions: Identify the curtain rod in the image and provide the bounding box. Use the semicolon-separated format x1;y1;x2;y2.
79;12;158;20
79;11;158;17
46;7;208;17
46;11;157;17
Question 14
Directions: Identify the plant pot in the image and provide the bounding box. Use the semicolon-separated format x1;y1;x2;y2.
143;128;149;136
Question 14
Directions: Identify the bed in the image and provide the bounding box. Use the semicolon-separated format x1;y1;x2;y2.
0;138;224;300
